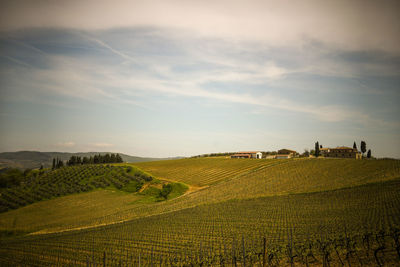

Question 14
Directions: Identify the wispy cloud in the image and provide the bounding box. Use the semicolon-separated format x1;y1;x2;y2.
1;0;399;54
0;55;32;67
2;29;397;128
1;23;399;157
89;143;114;148
56;141;75;148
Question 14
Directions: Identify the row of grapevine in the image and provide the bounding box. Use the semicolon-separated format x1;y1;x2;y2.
0;178;399;265
135;157;291;187
0;165;153;212
1;227;399;266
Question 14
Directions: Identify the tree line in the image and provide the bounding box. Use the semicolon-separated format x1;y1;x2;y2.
52;153;123;169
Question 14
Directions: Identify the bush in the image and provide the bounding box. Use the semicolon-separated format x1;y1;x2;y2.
0;169;24;188
159;184;173;199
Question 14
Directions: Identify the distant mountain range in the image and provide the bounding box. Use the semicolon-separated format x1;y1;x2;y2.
0;151;181;169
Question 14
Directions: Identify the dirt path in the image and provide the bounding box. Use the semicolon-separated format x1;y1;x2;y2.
138;183;150;193
29;177;206;236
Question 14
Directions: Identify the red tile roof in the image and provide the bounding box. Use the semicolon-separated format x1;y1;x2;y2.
332;146;353;150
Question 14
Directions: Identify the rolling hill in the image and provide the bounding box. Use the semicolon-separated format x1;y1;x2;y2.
0;157;399;266
0;151;178;169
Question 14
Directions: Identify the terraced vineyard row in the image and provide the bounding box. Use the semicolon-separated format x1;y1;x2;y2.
162;158;400;205
0;165;153;212
1;159;399;236
135;157;290;186
1;179;399;266
109;158;400;224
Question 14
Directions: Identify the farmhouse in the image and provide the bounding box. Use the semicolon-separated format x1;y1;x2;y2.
276;149;297;159
231;151;262;159
320;146;362;159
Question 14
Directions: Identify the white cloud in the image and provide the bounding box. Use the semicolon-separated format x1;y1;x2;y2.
0;0;399;54
5;49;382;126
2;28;398;130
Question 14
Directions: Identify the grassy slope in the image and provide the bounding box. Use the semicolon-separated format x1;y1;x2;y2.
128;158;400;215
0;158;399;235
134;157;289;186
0;164;155;212
0;158;400;265
1;179;399;265
0;189;140;233
181;157;400;201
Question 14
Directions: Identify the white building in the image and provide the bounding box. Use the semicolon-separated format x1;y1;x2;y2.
231;151;262;159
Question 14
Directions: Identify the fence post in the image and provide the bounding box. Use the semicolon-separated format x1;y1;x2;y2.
151;247;154;267
92;237;95;267
242;235;246;267
200;241;203;263
232;238;237;267
57;244;60;267
263;237;266;267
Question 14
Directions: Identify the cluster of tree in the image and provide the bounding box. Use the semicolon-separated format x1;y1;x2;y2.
66;153;123;166
0;168;24;188
52;158;64;170
0;168;43;188
355;141;372;158
158;183;173;200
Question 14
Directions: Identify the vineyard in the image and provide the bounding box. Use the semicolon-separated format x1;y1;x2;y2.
0;158;399;266
134;157;286;187
0;165;153;213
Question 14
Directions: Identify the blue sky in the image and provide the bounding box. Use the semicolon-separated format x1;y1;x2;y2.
0;1;399;158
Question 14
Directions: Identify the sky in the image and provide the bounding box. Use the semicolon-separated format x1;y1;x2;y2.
0;0;399;158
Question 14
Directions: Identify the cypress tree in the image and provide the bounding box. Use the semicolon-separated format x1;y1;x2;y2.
361;141;366;157
315;141;320;157
82;157;89;164
353;141;357;150
56;158;63;168
367;149;371;158
110;154;116;163
52;158;56;170
104;153;111;163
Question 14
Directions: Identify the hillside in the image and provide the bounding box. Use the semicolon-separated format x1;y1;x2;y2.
0;151;175;169
1;158;399;233
0;158;399;266
2;179;398;266
0;165;155;212
135;157;288;186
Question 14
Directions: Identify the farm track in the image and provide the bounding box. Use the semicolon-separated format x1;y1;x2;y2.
27;160;297;235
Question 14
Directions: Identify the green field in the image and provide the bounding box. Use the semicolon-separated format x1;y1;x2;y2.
135;157;283;186
0;164;155;212
0;157;400;266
